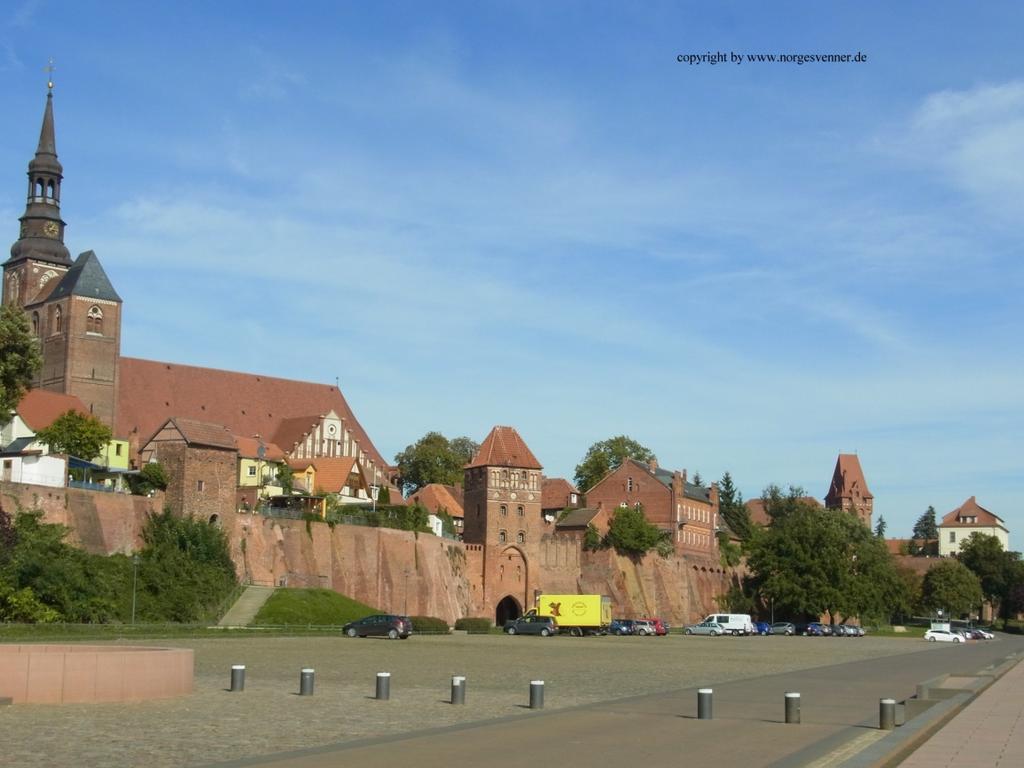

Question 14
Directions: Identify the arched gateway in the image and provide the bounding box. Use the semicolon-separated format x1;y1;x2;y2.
495;595;522;626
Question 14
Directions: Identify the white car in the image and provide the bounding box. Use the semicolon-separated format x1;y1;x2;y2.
924;629;964;643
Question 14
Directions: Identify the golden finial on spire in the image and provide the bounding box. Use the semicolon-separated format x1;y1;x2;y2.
44;58;56;92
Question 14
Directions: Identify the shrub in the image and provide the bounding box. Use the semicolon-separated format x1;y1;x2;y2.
409;615;450;633
454;617;492;633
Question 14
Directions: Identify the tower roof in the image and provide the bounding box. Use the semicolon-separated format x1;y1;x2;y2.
825;453;872;506
48;251;122;302
466;425;542;469
30;92;62;175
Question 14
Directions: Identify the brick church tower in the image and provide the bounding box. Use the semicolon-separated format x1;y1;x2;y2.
824;453;873;527
463;426;545;623
3;81;122;427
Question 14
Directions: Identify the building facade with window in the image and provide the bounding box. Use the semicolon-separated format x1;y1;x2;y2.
938;496;1009;556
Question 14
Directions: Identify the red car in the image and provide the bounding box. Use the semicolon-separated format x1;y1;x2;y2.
641;618;669;636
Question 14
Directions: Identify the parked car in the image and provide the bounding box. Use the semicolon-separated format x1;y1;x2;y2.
632;619;658;636
795;622;826;636
753;621;773;635
641;618;669;636
974;628;995;640
771;622;796;636
342;614;413;640
702;613;754;636
504;615;558;636
924;629;965;643
609;619;634;635
683;621;725;636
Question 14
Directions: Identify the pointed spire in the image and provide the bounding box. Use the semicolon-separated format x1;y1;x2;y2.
30;90;62;176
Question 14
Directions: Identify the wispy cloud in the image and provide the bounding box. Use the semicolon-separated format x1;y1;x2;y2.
9;0;40;28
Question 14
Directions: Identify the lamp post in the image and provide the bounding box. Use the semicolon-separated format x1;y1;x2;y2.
370;483;380;514
404;569;410;614
130;554;140;625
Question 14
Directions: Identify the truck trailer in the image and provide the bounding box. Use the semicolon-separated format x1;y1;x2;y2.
526;594;612;636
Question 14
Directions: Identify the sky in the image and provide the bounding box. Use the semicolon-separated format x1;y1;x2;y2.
1;1;1021;548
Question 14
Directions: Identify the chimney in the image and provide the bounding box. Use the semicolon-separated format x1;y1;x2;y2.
672;470;683;500
648;458;658;472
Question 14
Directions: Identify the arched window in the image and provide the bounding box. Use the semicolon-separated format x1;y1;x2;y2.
86;305;103;335
498;530;507;544
517;505;524;516
34;179;44;198
53;305;62;334
516;531;525;544
46;180;55;200
32;312;39;336
500;504;507;517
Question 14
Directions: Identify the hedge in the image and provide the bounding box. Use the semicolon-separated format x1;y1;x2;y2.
454;617;492;633
409;615;450;633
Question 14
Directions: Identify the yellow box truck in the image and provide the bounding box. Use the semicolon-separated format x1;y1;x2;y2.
526;594;612;636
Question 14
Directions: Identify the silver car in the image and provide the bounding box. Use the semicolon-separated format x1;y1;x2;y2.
683;620;725;636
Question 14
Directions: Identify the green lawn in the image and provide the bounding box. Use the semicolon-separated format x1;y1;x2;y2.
251;588;378;626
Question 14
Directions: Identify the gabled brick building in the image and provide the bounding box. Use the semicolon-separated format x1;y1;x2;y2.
584;458;720;555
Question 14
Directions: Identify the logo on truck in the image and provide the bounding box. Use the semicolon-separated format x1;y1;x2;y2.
547;602;562;616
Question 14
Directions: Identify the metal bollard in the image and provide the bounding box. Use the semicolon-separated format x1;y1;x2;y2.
376;672;391;701
785;692;801;724
230;665;246;692
879;698;896;730
698;688;713;720
529;680;545;709
299;668;315;696
451;675;466;705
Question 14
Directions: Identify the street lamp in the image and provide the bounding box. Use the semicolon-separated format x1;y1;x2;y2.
130;554;141;625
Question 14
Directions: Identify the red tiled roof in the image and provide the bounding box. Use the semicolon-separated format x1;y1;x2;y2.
542;477;579;510
825;454;873;505
466;425;542;469
940;496;1006;529
16;389;89;431
411;484;464;519
116;357;388;468
165;418;237;450
294;456;359;494
234;436;285;461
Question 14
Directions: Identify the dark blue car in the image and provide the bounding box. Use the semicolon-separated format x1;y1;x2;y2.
753;621;773;635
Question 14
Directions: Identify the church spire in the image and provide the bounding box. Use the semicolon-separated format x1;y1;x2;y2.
6;74;71;271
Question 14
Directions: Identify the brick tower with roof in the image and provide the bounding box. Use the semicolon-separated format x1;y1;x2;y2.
824;453;873;527
3;81;122;427
463;425;545;623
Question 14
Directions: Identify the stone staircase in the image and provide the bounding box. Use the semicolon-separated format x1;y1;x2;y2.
217;585;275;627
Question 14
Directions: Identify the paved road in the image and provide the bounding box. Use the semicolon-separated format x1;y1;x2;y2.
201;635;1024;768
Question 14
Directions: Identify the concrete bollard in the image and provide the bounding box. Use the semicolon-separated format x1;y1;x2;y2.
230;665;246;692
451;675;466;705
376;672;391;701
529;680;545;709
879;698;896;730
785;692;801;724
698;688;713;720
299;668;315;696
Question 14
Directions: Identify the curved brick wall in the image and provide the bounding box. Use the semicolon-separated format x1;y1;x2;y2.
0;645;193;704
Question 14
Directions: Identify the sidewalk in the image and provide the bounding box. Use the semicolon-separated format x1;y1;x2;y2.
898;652;1024;767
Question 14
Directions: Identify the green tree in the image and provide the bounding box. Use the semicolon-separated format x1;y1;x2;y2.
394;432;479;495
0;304;42;427
582;524;602;551
912;506;938;541
921;559;983;617
573;435;655;494
137;508;238;622
34;409;112;460
874;515;887;538
692;471;704;487
745;496;905;623
718;471;752;540
604;504;666;556
128;461;169;495
957;532;1014;614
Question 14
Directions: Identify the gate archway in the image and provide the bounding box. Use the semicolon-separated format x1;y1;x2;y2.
495;595;522;627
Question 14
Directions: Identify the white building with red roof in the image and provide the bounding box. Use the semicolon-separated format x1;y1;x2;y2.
938;496;1009;556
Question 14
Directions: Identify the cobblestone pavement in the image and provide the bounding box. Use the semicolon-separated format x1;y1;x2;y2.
0;634;945;767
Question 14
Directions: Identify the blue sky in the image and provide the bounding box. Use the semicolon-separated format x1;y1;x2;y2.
1;2;1021;547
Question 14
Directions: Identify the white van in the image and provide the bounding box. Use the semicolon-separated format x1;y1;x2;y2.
702;613;754;636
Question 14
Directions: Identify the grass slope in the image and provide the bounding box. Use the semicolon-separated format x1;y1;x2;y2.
252;588;378;626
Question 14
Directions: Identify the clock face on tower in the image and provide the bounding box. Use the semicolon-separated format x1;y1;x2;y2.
42;221;59;238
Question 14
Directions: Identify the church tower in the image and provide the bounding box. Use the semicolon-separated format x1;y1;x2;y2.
4;80;122;428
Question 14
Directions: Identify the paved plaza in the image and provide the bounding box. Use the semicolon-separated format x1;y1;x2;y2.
0;633;1020;767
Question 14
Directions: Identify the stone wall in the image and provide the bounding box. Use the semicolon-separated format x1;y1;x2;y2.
0;481;734;626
